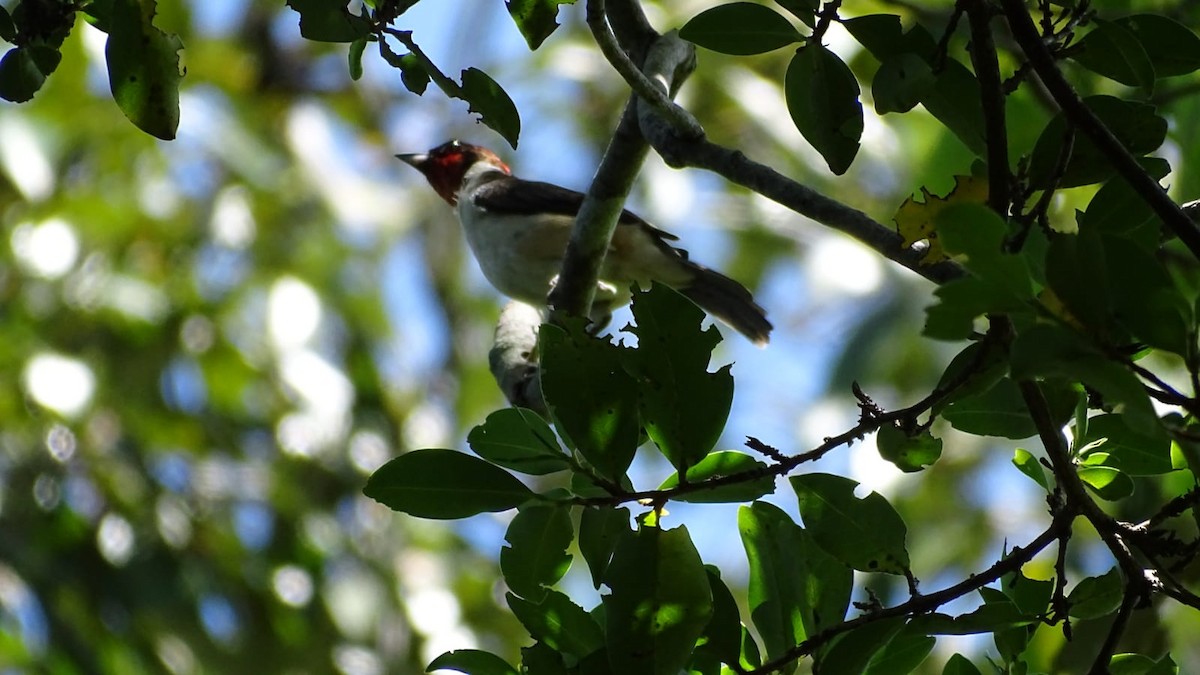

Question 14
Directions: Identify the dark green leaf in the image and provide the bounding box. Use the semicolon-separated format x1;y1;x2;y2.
739;502;851;675
427;650;520;675
696;567;744;669
931;341;1007;415
458;67;521;148
285;0;370;42
1116;14;1200;78
1012;449;1049;491
1067;568;1122;619
791;473;910;574
0;7;15;43
1080;161;1170;250
942;653;983;675
1081;414;1173;476
872;53;934;114
1011;324;1158;433
508;590;604;659
774;0;818;27
908;601;1038;635
506;0;575;50
501;505;573;601
578;506;630;588
0;45;60;103
1078;464;1134;500
1028;96;1167;189
105;0;183;140
82;0;115;32
657;451;774;502
924;277;1026;340
943;377;1074;440
627;284;733;473
1001;567;1053;616
1045;227;1112;333
875;425;942;472
521;642;567;675
679;3;802;56
349;37;367;80
1101;234;1191;356
786;43;862;175
819;617;905;675
468;408;569;475
604;525;713;675
935;204;1034;300
1070;19;1155;89
364;449;534;519
921;60;987;157
863;625;935;675
844;15;916;60
540;321;639;482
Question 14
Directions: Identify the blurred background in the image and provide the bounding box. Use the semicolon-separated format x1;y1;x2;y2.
2;0;1199;672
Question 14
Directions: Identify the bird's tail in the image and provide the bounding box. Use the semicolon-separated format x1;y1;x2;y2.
679;263;772;346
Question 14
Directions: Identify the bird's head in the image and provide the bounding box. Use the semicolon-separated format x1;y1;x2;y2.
396;140;511;205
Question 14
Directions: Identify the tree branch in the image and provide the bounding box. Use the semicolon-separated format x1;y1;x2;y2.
1000;0;1200;260
965;0;1011;215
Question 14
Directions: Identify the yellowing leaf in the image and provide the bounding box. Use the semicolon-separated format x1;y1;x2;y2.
893;175;989;264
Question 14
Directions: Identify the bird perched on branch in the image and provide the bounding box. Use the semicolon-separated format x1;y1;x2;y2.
397;140;772;345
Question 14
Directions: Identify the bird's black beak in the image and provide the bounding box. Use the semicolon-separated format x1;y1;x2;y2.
395;152;428;170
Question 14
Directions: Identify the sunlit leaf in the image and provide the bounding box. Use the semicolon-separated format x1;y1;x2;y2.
657;451;774;503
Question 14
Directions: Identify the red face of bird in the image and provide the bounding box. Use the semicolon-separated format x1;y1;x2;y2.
395;140;511;206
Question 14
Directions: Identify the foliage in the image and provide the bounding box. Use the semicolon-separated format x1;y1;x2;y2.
4;0;1200;673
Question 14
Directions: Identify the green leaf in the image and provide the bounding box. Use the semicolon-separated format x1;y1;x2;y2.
604;524;713;675
786;43;863;175
1067;568;1122;619
285;0;371;42
459;67;521;148
468;408;570;475
924;277;1026;340
1080;414;1173;476
931;341;1007;414
427;649;520;675
943;377;1074;440
1078;465;1134;500
105;0;183;140
348;36;367;81
1116;14;1200;78
791;473;910;574
1080;162;1170;250
508;590;604;659
364;449;534;519
1109;652;1178;675
819;617;906;675
1045;227;1112;333
1028;96;1167;189
935;203;1034;300
1010;324;1158;433
1070;19;1155;89
875;425;942;472
501;505;573;602
679;3;802;56
0;45;61;103
774;0;818;27
0;7;14;43
844;14;923;60
908;601;1038;635
942;653;983;675
578;506;630;588
872;53;934;114
381;48;430;95
1012;449;1049;491
540;321;639;482
694;567;745;669
1101;234;1191;356
921;60;987;157
739;502;851;674
863;625;935;675
657;451;774;503
506;0;575;50
627;284;733;473
520;642;567;674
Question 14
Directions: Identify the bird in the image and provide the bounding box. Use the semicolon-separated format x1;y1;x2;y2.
396;140;772;345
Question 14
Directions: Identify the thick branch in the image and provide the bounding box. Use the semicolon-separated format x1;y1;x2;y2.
965;0;1011;214
488;301;547;413
1000;0;1200;260
643;127;965;285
